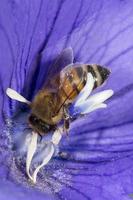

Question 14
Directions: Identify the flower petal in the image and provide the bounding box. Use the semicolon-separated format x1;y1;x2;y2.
1;0;133;200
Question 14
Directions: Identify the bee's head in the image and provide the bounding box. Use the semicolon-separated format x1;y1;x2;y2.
28;114;56;134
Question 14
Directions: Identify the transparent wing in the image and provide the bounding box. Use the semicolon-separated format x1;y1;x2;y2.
23;47;73;99
44;47;74;87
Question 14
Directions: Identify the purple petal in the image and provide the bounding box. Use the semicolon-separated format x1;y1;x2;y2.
0;0;133;200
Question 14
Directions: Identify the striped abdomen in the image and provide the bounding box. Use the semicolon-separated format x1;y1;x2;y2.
87;64;110;88
59;64;110;103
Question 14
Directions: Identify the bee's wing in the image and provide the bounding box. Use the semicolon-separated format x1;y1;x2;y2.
23;47;73;99
44;47;74;87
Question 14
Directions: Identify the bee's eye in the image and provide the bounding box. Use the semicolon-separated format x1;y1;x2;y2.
34;117;37;122
29;114;38;124
28;114;55;133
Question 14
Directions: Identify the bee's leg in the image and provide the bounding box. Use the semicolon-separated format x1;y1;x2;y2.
64;118;70;136
63;106;70;136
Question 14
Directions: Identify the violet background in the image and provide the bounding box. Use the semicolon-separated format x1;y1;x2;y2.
0;0;133;200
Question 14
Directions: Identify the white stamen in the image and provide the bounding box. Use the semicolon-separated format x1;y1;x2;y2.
85;89;114;106
32;143;55;184
32;128;63;183
26;132;38;182
74;73;94;107
82;103;107;114
6;88;30;104
77;90;114;114
52;128;62;145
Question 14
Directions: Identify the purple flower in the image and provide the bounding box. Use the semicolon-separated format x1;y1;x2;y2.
1;0;133;200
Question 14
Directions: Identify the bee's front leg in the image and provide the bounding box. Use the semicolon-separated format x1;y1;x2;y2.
63;106;70;136
64;118;70;136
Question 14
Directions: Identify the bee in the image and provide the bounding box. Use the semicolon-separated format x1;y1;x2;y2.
6;48;110;136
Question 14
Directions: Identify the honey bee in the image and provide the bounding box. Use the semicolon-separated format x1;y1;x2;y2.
6;48;110;136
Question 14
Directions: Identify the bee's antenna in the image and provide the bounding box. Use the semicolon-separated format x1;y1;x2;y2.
6;88;31;105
